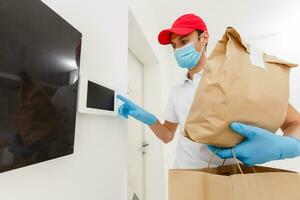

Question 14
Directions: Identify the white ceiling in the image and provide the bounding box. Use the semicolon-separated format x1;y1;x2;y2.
147;0;300;63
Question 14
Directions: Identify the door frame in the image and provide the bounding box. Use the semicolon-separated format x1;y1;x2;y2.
128;8;165;200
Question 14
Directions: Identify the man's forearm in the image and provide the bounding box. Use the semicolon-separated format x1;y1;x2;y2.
282;121;300;141
148;121;174;143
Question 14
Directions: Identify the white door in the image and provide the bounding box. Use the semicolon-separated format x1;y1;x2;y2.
127;49;145;200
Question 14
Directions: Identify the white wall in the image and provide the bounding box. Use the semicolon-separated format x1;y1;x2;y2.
0;0;129;199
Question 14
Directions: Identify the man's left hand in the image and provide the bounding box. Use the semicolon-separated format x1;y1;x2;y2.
207;122;300;166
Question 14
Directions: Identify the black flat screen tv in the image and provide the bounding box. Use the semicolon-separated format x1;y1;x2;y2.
0;0;82;173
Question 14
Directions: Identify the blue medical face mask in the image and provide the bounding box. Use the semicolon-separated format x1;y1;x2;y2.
174;37;202;69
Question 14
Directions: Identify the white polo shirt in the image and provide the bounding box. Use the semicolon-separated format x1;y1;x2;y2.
164;70;236;169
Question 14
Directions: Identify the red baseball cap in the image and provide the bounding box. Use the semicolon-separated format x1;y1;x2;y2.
158;14;208;45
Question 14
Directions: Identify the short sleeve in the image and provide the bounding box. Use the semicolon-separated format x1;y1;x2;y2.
163;90;179;123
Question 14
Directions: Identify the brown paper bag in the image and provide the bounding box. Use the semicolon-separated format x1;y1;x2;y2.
169;162;300;200
184;27;298;147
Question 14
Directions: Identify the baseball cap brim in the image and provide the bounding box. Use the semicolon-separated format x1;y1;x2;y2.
158;27;196;45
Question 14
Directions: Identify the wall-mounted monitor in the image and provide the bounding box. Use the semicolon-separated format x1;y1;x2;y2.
77;76;120;116
0;0;82;173
87;81;115;111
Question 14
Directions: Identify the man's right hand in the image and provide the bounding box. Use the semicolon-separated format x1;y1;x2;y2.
117;94;157;125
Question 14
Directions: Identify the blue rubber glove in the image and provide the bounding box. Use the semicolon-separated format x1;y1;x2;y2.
116;94;157;125
208;122;300;166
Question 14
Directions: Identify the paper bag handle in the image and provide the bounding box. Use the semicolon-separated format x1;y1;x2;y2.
208;148;256;174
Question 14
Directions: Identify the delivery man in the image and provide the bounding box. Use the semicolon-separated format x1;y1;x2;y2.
117;14;300;168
